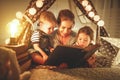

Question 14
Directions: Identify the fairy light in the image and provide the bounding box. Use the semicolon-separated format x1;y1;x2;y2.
93;15;100;21
81;0;89;7
85;5;92;11
36;0;44;8
97;20;105;26
16;11;23;19
88;11;95;18
28;7;37;15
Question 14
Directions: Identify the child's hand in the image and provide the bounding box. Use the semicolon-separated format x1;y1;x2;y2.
50;48;54;53
43;55;48;61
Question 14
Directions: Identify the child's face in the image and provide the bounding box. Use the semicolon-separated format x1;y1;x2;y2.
76;32;91;49
59;20;74;37
40;21;56;34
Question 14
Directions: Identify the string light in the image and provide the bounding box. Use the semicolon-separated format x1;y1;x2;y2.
36;0;44;8
16;11;23;19
88;11;95;18
28;8;37;15
93;15;100;21
97;20;105;26
85;5;92;11
74;0;106;27
81;0;89;7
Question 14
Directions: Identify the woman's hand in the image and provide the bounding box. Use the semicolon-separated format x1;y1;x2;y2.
58;63;68;69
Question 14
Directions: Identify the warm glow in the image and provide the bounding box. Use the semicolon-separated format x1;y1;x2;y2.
36;0;44;8
97;20;105;26
88;11;95;17
5;38;10;44
28;8;37;15
85;5;92;11
16;11;23;19
9;19;20;37
81;0;89;7
93;15;100;21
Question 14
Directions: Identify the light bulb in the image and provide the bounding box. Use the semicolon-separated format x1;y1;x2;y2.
93;15;100;21
85;5;92;11
16;11;23;19
36;0;44;8
81;0;89;7
9;19;20;37
97;20;105;26
28;8;37;15
88;11;95;18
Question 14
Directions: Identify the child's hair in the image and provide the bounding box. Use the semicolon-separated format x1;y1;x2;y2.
39;11;57;25
57;9;75;25
77;26;94;40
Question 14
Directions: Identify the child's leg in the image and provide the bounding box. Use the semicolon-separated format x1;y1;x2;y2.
31;53;45;65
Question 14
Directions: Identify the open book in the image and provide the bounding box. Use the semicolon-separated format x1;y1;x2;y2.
45;44;100;68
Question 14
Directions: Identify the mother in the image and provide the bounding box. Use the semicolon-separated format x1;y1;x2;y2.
51;9;76;48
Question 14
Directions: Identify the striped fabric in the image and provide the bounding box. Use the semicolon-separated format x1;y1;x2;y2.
31;30;40;43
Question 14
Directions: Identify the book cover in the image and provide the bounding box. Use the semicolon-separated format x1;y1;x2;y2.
45;44;100;68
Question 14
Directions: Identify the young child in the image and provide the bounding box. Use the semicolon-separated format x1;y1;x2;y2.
58;26;96;68
29;11;57;65
75;26;96;67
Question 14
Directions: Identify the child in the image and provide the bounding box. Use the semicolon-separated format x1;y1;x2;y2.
58;26;95;68
75;26;94;48
29;11;57;65
75;26;96;67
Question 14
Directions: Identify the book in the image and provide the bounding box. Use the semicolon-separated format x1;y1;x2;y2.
45;44;100;68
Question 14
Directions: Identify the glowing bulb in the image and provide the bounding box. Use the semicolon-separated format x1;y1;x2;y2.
97;20;105;26
81;0;89;7
88;11;95;17
93;15;100;21
28;8;37;15
85;5;92;11
36;0;44;8
9;19;20;37
16;11;23;19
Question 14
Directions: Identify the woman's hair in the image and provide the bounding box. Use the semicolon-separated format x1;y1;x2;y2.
57;9;75;25
39;11;57;25
77;26;94;40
